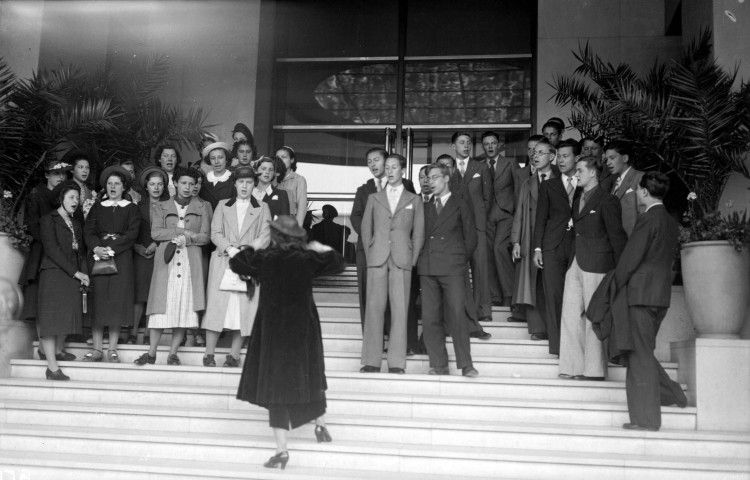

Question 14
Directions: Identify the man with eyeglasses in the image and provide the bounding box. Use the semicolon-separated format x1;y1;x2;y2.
418;163;478;377
533;139;582;355
510;138;558;340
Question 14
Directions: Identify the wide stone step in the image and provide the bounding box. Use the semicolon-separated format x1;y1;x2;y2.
0;450;504;480
4;363;690;415
1;424;745;480
319;316;532;339
0;373;695;429
28;346;679;382
1;401;738;458
316;302;517;322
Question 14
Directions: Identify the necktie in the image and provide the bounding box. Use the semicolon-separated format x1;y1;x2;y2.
389;187;398;212
376;178;383;192
612;175;621;194
579;191;587;213
489;158;496;178
566;177;574;206
423;194;431;203
459;160;465;176
540;173;546;182
435;197;443;215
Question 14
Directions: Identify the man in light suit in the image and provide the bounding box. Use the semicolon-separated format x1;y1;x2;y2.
602;140;644;236
558;156;627;380
616;172;687;431
351;147;416;328
533;139;582;355
451;132;493;321
360;154;424;374
482;131;518;310
418;163;479;377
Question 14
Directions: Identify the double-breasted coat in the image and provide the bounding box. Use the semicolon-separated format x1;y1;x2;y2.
203;196;271;335
84;199;141;327
146;197;211;315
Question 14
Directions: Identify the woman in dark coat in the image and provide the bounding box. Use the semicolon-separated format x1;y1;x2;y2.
37;181;90;380
230;215;345;470
199;142;234;210
83;165;141;363
253;156;290;219
128;166;169;344
19;160;72;324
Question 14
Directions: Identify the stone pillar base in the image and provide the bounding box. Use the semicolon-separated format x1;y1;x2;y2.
672;338;750;432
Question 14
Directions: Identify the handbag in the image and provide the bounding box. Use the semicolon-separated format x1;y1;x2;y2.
91;258;118;276
219;268;247;292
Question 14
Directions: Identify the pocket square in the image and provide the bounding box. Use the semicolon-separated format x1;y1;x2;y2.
625;188;634;194
589;210;597;214
405;204;413;210
472;172;480;178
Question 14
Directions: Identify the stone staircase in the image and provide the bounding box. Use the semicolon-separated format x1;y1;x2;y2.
0;277;749;479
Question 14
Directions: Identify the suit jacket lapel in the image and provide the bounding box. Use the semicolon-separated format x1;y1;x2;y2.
494;157;511;182
575;187;605;220
392;189;412;214
373;190;390;212
431;195;458;232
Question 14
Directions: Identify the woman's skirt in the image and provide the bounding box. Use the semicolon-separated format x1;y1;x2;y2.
147;247;199;329
268;399;327;430
37;268;84;337
133;251;154;304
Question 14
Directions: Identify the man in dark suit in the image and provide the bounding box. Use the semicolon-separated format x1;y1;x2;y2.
481;131;518;311
558;156;627;380
602;140;644;236
450;132;493;321
511;138;557;340
435;155;491;341
533;139;582;355
615;172;687;431
360;154;424;374
418;163;479;377
351;147;416;328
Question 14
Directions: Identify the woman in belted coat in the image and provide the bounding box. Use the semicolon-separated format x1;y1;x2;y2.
134;167;211;366
202;166;271;367
83;166;140;363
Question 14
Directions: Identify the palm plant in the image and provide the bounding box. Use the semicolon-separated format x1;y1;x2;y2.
550;29;750;218
0;54;213;248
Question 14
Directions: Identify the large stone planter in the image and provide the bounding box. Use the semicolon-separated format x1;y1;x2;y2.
681;241;750;338
0;233;33;377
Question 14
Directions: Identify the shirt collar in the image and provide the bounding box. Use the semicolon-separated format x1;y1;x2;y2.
561;172;577;186
438;191;452;204
388;183;404;193
207;170;231;185
645;202;663;212
618;167;632;180
100;199;131;207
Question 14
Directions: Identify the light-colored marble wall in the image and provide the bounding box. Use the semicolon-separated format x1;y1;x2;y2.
9;0;262;163
0;1;44;78
536;0;682;138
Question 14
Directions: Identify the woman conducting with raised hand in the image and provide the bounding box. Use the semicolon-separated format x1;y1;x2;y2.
275;146;307;227
37;181;90;380
83;166;141;363
128;166;169;345
134;167;211;366
231;215;345;470
202;166;271;367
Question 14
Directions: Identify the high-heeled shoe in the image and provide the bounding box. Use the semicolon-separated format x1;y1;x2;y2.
263;451;289;469
45;368;70;381
315;425;332;443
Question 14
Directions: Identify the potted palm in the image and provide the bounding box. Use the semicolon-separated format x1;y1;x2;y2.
551;29;750;338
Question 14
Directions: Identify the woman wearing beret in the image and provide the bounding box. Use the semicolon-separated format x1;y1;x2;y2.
127;166;169;345
202;166;271;367
276;146;308;227
231;216;345;470
199;142;235;210
37;181;90;379
83;165;141;362
134;167;210;366
253;157;290;219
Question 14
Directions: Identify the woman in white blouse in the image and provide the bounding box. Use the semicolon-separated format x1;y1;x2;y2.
199;142;234;211
276;146;307;227
202;166;271;367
